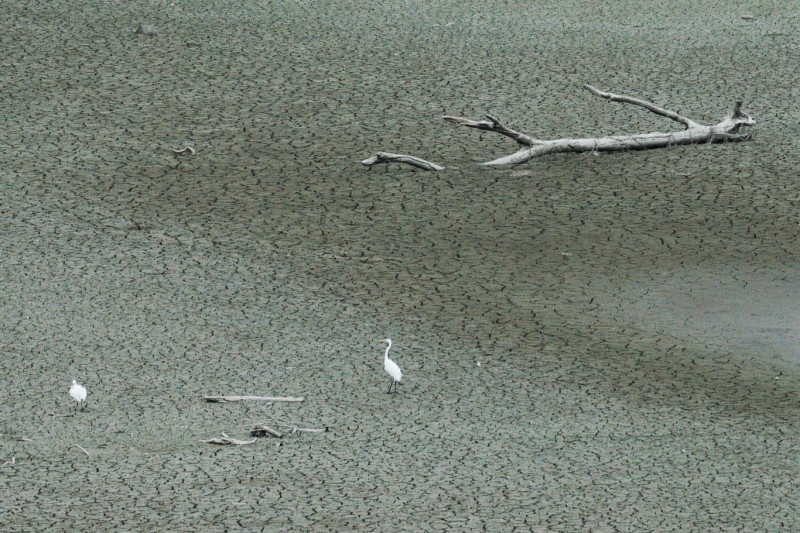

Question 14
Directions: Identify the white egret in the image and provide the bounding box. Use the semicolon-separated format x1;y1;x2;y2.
380;338;402;393
69;380;87;409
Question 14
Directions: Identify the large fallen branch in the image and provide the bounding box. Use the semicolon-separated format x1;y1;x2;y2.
444;85;755;165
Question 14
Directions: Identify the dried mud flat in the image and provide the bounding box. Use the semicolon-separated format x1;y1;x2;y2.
1;0;798;531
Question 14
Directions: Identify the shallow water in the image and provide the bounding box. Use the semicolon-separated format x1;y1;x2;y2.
1;0;798;530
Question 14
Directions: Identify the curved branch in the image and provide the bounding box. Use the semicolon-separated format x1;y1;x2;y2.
584;84;701;129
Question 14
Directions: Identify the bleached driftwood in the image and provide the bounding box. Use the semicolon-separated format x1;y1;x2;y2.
204;395;305;403
444;85;756;166
250;425;283;438
442;114;538;146
361;152;445;171
201;433;257;445
171;146;196;156
69;444;90;457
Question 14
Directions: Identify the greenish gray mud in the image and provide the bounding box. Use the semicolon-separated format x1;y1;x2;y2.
1;0;798;530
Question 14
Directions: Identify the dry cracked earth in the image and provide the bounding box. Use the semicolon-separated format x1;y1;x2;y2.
1;0;798;531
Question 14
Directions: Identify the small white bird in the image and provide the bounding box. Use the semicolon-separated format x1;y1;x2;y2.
69;380;87;410
381;338;402;393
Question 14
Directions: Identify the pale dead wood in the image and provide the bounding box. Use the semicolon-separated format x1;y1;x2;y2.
69;444;90;457
1;457;15;466
201;433;257;445
171;146;196;156
442;114;539;146
445;85;756;166
583;85;700;129
204;395;304;403
250;425;283;438
361;152;445;171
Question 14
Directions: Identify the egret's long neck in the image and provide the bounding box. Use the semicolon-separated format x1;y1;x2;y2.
384;341;392;360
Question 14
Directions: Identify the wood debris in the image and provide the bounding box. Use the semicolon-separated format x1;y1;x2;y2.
69;444;90;457
250;425;283;438
171;146;196;155
361;152;445;171
201;433;257;445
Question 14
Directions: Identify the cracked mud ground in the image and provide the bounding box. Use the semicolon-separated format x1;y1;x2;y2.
1;0;798;530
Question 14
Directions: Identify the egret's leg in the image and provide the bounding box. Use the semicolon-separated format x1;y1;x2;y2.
387;379;393;394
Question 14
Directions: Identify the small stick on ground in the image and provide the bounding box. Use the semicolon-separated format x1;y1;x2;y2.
204;395;305;403
69;444;90;457
171;146;196;155
201;433;257;445
361;152;445;171
1;457;15;466
250;425;283;438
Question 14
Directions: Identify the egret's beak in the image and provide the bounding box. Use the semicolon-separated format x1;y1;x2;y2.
380;338;388;343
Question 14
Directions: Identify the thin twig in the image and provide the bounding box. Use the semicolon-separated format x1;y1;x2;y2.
69;444;90;457
1;457;15;466
171;146;196;155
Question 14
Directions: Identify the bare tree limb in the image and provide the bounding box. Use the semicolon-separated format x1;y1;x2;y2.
204;395;304;403
442;114;540;146
445;86;756;166
583;84;701;129
361;152;445;171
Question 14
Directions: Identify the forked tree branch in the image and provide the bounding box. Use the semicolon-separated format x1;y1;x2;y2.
442;114;540;146
445;86;756;166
